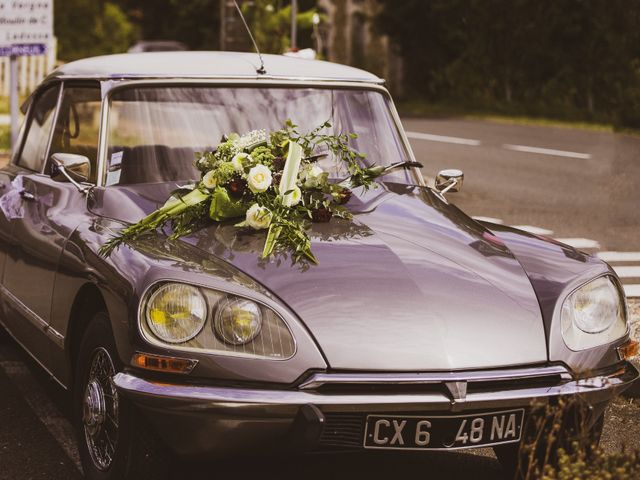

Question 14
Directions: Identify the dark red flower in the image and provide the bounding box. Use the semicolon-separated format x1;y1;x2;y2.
311;207;333;223
228;176;247;198
272;156;285;172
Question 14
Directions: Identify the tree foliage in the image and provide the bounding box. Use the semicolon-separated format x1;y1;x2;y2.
55;0;137;61
376;0;640;127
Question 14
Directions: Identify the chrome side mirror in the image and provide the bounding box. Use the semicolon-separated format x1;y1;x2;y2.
435;169;464;194
50;153;91;193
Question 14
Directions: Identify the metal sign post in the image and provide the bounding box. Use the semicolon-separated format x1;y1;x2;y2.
9;55;17;148
0;1;53;152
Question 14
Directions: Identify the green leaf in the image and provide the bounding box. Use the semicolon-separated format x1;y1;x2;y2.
209;186;247;221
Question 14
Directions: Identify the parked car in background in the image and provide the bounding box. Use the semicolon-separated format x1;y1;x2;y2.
0;52;637;480
128;40;187;53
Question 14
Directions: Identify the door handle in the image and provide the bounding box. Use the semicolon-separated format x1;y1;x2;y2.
19;190;36;201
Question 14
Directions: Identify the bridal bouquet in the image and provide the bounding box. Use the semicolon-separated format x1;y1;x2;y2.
99;120;392;264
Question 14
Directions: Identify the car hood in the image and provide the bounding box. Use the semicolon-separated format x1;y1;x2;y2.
97;182;548;371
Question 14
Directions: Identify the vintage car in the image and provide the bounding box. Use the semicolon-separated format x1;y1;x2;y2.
0;52;637;480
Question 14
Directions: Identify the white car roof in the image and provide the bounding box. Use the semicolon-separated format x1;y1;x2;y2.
49;51;384;84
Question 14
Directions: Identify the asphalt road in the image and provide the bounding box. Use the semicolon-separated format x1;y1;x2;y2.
405;118;640;252
0;118;639;479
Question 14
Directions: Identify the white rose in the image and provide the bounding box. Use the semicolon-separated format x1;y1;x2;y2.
302;164;324;189
231;152;252;172
202;170;217;190
283;185;302;206
247;164;272;193
245;204;272;230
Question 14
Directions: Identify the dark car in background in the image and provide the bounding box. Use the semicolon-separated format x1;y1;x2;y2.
0;52;637;480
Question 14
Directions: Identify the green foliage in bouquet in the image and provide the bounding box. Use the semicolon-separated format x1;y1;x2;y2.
99;120;386;264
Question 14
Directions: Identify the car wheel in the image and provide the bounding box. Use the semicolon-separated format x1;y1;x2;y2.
494;412;604;479
73;311;170;480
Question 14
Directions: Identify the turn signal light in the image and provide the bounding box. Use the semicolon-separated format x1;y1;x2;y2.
132;353;197;374
617;339;639;361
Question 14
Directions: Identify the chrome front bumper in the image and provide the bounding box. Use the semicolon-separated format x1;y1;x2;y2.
113;362;639;457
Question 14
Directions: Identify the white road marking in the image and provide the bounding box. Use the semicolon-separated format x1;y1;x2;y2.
554;238;601;249
406;131;481;146
0;351;82;472
624;284;640;298
612;266;640;278
597;252;640;263
503;144;591;159
472;216;504;224
513;225;554;236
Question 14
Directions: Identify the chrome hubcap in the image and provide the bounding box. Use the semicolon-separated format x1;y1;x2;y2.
82;347;118;471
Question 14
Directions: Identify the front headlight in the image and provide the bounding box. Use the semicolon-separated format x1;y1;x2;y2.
214;297;262;345
561;276;628;350
140;282;295;359
145;283;207;343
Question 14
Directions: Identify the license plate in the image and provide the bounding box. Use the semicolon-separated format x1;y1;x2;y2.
363;409;524;450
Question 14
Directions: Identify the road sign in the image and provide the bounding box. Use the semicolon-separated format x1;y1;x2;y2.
0;0;53;150
0;0;53;49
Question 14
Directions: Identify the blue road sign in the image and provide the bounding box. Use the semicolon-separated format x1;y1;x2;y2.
0;43;47;57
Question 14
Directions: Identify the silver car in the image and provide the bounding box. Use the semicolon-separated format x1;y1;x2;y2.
0;51;637;480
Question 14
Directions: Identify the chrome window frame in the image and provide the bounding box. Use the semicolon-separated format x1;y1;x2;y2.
96;78;423;188
12;81;62;173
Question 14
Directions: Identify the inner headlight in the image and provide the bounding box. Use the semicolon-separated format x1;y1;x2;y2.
145;283;206;344
214;297;262;345
561;276;628;350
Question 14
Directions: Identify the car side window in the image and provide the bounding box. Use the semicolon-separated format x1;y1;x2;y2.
17;85;59;172
48;85;102;183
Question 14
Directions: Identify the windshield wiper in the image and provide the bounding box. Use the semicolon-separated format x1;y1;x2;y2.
380;161;423;174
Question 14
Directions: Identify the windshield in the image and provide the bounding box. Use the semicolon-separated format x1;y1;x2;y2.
106;86;412;186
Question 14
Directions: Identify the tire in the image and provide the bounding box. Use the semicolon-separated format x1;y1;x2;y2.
73;312;171;480
494;409;604;480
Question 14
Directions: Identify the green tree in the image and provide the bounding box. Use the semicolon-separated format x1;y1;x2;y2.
115;0;220;50
242;0;320;54
55;0;137;61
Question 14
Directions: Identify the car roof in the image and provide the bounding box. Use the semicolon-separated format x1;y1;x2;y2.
49;51;384;84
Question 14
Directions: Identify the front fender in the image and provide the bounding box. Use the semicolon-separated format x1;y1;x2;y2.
51;216;327;388
486;223;627;373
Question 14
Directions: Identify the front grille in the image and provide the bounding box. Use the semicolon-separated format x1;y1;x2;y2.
318;412;365;449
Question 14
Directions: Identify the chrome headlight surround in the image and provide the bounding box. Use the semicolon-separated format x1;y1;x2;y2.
560;275;628;351
139;281;296;360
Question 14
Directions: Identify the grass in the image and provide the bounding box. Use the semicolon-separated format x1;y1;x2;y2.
0;125;10;152
397;100;623;133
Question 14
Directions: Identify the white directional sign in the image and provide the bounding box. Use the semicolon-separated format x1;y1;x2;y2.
0;0;53;53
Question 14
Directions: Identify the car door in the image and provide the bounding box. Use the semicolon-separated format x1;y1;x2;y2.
0;83;61;364
2;82;101;365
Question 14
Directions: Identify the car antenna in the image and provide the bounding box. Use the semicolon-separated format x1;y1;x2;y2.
233;0;267;75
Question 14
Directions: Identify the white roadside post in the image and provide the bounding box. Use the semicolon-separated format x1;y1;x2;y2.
0;0;53;151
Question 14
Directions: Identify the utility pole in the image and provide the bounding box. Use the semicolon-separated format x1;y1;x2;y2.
290;0;298;50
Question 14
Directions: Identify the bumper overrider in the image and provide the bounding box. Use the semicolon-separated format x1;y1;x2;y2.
113;362;639;457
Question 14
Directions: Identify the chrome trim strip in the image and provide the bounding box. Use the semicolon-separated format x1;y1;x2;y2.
39;82;64;175
52;74;386;85
0;284;65;348
113;362;638;412
297;366;573;390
